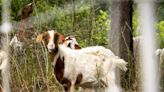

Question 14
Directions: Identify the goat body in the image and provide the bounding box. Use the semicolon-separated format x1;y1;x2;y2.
37;30;127;92
50;44;126;92
63;36;127;71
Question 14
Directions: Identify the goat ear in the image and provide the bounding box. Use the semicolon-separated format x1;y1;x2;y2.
75;44;81;49
58;35;65;44
60;35;65;43
74;35;78;38
36;34;43;43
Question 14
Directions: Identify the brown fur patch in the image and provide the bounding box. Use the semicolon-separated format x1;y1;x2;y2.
43;32;50;48
54;32;60;44
75;44;81;49
53;56;72;92
0;85;2;92
62;78;72;92
54;57;65;83
21;3;33;19
75;73;83;85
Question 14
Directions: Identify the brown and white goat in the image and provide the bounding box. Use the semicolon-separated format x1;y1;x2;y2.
36;30;127;92
10;1;34;54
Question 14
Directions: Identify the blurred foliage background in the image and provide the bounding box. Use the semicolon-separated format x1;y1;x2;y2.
0;0;164;92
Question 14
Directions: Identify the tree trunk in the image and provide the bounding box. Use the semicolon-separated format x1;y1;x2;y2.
110;0;135;91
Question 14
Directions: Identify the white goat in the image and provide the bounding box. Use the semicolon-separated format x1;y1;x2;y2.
156;48;164;64
63;36;81;49
63;36;126;70
37;30;127;92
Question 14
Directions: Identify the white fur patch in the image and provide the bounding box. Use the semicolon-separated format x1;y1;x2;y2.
47;30;55;50
10;35;23;49
0;50;7;70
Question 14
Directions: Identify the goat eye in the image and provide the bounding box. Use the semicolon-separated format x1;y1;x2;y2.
43;37;49;42
68;43;71;48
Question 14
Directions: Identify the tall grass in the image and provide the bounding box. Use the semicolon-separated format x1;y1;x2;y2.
9;37;63;92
